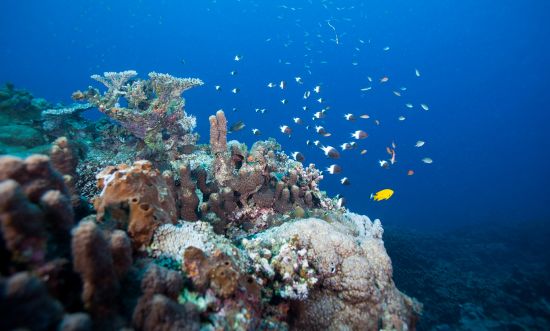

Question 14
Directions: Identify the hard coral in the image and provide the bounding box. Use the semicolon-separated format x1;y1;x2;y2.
0;272;64;331
94;160;178;249
249;213;422;331
133;263;199;331
80;71;203;156
0;155;74;268
183;247;239;299
71;220;119;317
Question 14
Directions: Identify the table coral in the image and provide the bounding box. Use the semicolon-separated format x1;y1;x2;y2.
79;71;203;156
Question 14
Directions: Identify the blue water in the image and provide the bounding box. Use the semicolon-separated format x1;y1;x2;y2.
1;0;548;232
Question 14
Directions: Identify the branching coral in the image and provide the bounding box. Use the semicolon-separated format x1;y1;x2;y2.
79;71;203;155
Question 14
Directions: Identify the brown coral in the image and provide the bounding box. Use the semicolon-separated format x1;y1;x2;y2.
71;220;119;317
50;137;79;177
132;294;199;331
209;110;227;154
0;272;64;331
0;155;74;268
132;264;198;331
178;164;199;221
183;247;239;299
93;160;178;249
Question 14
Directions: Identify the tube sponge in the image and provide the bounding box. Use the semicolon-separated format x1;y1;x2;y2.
209;110;227;154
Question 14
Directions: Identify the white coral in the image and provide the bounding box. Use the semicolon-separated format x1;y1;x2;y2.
91;70;137;96
149;221;241;268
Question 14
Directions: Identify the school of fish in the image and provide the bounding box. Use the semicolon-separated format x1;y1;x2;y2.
207;1;434;204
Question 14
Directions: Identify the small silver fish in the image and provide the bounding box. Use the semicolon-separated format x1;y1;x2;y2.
415;140;425;148
321;145;340;159
251;128;261;135
229;121;245;132
325;164;342;174
344;113;356;121
292;151;305;162
281;99;288;105
231;88;240;94
340;177;350;185
351;130;368;139
280;125;292;135
315;126;327;135
340;143;353;151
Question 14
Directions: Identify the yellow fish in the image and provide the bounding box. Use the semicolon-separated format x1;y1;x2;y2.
370;189;394;201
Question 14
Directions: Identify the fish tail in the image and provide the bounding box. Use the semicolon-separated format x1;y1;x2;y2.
370;193;374;200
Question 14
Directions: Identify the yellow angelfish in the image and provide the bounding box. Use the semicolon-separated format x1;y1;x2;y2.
370;189;394;201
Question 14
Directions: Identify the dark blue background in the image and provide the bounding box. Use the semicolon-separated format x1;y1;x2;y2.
1;0;548;231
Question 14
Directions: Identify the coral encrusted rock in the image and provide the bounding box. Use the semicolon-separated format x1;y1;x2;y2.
247;212;422;331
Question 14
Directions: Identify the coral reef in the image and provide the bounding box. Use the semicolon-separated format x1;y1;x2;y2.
0;84;51;156
245;213;422;330
0;155;73;268
0;73;422;331
0;272;65;331
78;71;203;157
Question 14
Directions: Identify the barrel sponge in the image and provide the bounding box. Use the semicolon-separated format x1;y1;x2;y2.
94;160;178;249
251;214;421;330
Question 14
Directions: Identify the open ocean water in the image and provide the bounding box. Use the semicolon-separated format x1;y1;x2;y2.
1;0;549;330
